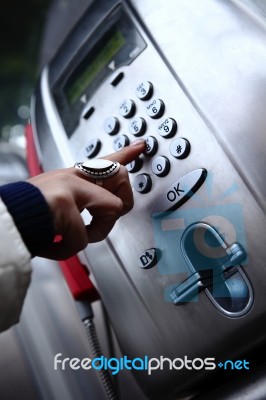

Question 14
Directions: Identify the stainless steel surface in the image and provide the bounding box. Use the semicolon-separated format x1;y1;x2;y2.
130;0;266;209
31;0;266;398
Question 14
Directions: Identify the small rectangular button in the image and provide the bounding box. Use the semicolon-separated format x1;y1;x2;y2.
111;72;124;87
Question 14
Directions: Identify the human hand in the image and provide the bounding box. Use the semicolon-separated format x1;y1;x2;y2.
28;139;145;260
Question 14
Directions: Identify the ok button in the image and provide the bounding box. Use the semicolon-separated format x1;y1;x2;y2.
151;169;207;215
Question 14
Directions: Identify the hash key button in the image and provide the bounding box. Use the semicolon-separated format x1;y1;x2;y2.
170;137;191;159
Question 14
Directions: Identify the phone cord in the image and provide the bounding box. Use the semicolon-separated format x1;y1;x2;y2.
83;317;118;400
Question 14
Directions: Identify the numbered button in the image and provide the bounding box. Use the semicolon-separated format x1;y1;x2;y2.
152;156;170;177
126;158;143;173
129;117;146;136
145;136;158;157
104;117;120;136
84;139;101;159
113;135;130;152
135;81;153;100
157;117;177;138
133;174;152;194
119;99;136;118
169;138;191;159
146;99;165;119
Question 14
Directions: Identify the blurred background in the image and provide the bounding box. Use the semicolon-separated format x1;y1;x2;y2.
0;4;101;399
0;0;90;184
0;0;51;145
0;0;51;184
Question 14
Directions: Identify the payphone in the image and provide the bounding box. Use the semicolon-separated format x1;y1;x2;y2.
31;0;266;398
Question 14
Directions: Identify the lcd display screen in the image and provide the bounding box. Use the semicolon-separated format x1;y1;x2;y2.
53;6;146;137
65;29;126;105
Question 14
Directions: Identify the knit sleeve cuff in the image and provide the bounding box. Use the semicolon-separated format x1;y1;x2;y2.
0;181;55;257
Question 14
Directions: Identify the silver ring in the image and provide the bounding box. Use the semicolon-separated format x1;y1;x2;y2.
74;159;120;182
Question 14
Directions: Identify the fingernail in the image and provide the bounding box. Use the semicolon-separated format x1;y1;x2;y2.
130;139;145;146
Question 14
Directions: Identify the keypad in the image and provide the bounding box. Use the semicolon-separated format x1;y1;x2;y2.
95;80;192;194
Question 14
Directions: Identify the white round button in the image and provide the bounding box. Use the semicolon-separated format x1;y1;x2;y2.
144;136;158;157
151;156;170;177
84;139;101;159
169;138;191;159
157;117;177;138
113;135;130;151
135;81;153;100
146;99;165;119
133;174;152;193
129;117;146;136
126;158;143;173
119;99;136;118
104;117;120;135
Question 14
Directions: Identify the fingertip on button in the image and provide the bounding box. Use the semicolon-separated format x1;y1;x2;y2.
113;135;130;152
144;136;158;157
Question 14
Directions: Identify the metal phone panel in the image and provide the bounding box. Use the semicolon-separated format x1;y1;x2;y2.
31;0;266;398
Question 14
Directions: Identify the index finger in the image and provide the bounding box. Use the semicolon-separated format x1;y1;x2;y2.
101;139;145;165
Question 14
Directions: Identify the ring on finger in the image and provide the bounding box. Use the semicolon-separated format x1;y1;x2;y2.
74;159;120;186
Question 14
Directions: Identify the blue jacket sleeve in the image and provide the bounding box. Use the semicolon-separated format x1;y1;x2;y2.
0;181;55;256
